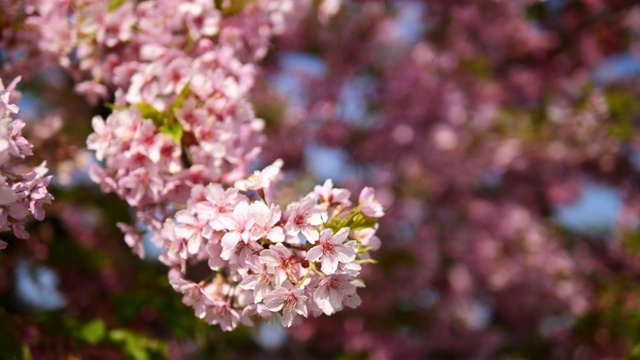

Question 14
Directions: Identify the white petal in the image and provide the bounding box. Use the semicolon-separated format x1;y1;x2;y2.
335;245;356;263
305;246;323;262
331;227;350;244
221;232;240;253
301;226;319;243
187;236;202;254
321;254;339;275
268;227;285;243
329;288;344;310
259;249;280;265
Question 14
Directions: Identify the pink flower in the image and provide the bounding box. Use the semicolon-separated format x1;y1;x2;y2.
234;158;284;191
313;274;358;315
263;281;308;327
239;256;275;303
318;0;342;24
259;244;299;286
170;277;210;320
284;196;327;243
249;201;284;243
174;209;210;255
159;57;191;96
117;222;145;259
0;180;15;206
74;81;109;105
0;77;20;119
220;201;255;259
86;116;112;161
20;163;53;221
179;0;221;39
205;238;225;271
195;184;247;231
351;225;381;251
174;97;208;131
358;187;384;218
314;179;352;209
306;228;356;275
204;299;240;332
159;220;188;269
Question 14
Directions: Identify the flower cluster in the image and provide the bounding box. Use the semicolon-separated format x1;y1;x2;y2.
78;0;291;215
73;0;295;252
22;0;385;331
162;176;382;330
0;77;53;248
3;0;640;358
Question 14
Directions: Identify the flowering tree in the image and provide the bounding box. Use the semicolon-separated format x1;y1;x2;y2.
1;0;640;358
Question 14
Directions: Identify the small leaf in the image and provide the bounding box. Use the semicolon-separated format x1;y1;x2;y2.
460;57;492;79
107;0;126;12
103;102;121;111
161;122;183;145
170;80;191;115
349;213;378;230
108;329;165;360
223;0;254;16
605;90;639;141
22;345;32;360
78;319;106;344
136;103;164;126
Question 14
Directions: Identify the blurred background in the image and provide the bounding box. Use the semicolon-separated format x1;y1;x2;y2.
2;0;640;358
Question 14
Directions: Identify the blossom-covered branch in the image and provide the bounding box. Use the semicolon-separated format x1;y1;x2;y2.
0;77;53;249
16;0;384;331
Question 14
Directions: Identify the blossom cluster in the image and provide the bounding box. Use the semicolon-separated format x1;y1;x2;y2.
74;0;299;255
72;0;293;215
18;0;385;330
163;175;383;330
2;0;640;358
0;77;53;249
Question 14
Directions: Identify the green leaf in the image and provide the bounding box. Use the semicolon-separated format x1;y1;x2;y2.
108;0;126;12
460;57;492;79
108;329;166;360
103;102;120;111
325;210;378;233
605;89;640;141
136;103;165;126
22;345;32;360
170;80;191;115
216;0;254;16
78;319;106;344
348;213;378;230
110;330;149;360
161;122;183;145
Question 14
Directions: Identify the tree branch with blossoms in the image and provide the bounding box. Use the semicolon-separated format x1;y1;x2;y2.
0;77;53;249
3;0;384;332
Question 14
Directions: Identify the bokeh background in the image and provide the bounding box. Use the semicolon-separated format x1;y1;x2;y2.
2;0;640;358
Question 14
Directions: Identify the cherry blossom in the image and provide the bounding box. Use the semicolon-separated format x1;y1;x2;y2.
284;196;328;243
220;201;255;259
358;187;384;218
0;77;53;244
313;274;359;315
234;158;284;192
259;243;301;286
306;228;356;275
249;201;284;243
314;179;352;210
263;281;309;327
2;0;384;338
